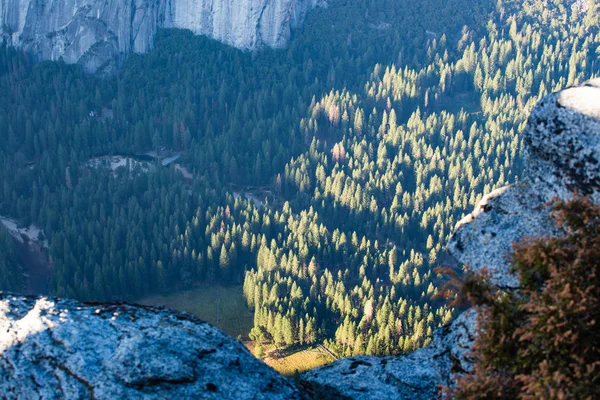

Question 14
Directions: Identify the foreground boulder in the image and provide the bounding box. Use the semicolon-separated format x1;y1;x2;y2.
301;80;600;398
300;310;476;400
0;293;301;399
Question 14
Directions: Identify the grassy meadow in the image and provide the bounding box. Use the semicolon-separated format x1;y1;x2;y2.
139;285;254;339
139;285;336;375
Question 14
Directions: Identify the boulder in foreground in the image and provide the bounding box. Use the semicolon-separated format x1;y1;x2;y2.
0;293;301;399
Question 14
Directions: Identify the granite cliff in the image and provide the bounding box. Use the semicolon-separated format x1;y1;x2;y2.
1;82;598;399
0;0;323;74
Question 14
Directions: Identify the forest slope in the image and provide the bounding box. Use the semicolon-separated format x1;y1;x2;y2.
300;77;600;400
1;79;598;400
0;0;597;367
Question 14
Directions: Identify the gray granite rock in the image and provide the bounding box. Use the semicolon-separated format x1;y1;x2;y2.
449;80;600;285
0;293;301;399
301;80;600;399
0;0;325;73
527;79;600;202
447;183;559;288
300;310;477;400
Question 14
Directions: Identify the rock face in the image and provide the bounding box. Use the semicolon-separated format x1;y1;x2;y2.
300;80;600;398
449;78;600;286
0;293;301;399
300;310;477;400
166;0;323;50
0;0;324;73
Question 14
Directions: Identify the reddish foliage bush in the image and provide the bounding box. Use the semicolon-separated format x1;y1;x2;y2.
443;198;600;399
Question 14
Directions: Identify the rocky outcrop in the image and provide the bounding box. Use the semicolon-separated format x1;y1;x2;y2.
0;293;301;399
300;80;600;398
165;0;324;50
300;310;477;400
0;0;324;73
449;78;600;286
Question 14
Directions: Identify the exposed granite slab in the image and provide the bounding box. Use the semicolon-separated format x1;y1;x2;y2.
300;310;477;400
0;293;301;399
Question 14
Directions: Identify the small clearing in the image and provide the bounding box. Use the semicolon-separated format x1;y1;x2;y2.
245;342;336;376
0;216;48;248
88;155;152;174
231;184;277;209
87;152;184;176
233;191;265;209
138;285;254;339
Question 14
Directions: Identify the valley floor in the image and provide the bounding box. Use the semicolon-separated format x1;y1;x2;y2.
138;285;335;375
246;342;336;376
138;285;254;339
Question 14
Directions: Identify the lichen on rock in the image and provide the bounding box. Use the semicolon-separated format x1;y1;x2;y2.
0;293;301;399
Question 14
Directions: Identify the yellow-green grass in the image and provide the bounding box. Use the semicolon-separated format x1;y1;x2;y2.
245;342;335;376
139;286;335;375
138;285;254;339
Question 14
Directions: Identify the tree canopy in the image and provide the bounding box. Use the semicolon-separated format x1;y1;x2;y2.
0;0;597;356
